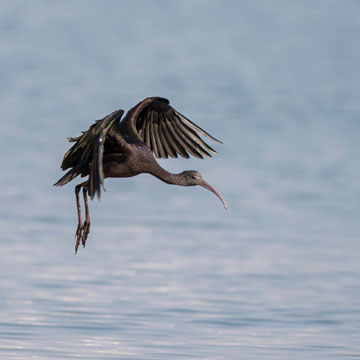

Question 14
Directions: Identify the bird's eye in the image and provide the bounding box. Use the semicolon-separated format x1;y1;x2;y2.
192;175;199;180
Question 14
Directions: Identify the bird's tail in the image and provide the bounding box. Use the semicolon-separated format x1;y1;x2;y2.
54;162;88;187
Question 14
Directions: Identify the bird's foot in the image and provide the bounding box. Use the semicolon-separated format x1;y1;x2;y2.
81;221;90;248
74;221;91;254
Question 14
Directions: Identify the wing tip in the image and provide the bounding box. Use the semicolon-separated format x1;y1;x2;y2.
213;137;223;144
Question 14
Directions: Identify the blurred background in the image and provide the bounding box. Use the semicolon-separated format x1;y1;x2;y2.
0;1;359;359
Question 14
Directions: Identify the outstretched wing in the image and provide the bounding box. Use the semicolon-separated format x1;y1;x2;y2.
130;97;222;159
54;109;124;199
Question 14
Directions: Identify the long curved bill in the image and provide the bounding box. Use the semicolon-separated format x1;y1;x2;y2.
199;179;227;209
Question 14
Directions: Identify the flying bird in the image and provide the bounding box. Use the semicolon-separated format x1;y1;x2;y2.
55;97;227;253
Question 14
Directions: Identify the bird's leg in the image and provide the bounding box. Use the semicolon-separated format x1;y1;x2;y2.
74;181;90;253
75;183;83;253
81;185;91;249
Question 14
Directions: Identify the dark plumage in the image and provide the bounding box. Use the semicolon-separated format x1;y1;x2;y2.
55;97;227;253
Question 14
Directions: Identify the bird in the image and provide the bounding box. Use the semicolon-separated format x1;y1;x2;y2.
54;97;227;253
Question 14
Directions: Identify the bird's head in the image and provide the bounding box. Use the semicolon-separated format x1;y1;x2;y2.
180;170;227;209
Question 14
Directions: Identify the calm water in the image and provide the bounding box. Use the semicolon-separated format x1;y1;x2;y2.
1;1;360;359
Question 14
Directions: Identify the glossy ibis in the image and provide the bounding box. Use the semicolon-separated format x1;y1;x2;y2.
55;97;227;253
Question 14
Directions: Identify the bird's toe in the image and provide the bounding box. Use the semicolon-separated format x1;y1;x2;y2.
81;221;91;248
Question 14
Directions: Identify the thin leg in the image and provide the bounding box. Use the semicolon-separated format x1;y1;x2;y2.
74;180;89;254
81;186;91;248
75;184;83;253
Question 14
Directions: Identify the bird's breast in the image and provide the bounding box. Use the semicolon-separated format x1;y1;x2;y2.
103;145;154;179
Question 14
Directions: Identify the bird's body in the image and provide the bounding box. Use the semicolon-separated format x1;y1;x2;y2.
55;97;226;252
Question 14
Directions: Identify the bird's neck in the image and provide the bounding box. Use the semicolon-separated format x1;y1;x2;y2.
150;165;186;186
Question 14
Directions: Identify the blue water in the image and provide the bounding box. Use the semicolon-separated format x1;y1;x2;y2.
1;1;360;359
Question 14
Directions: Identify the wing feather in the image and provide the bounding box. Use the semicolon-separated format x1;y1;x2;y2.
172;120;204;159
133;98;221;160
153;112;167;159
55;109;124;200
144;112;151;151
174;116;213;156
159;114;177;158
148;113;160;158
165;119;190;158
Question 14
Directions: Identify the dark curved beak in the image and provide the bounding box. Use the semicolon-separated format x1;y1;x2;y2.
199;179;227;209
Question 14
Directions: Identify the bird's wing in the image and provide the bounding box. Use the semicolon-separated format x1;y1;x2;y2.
56;109;124;199
129;97;222;159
